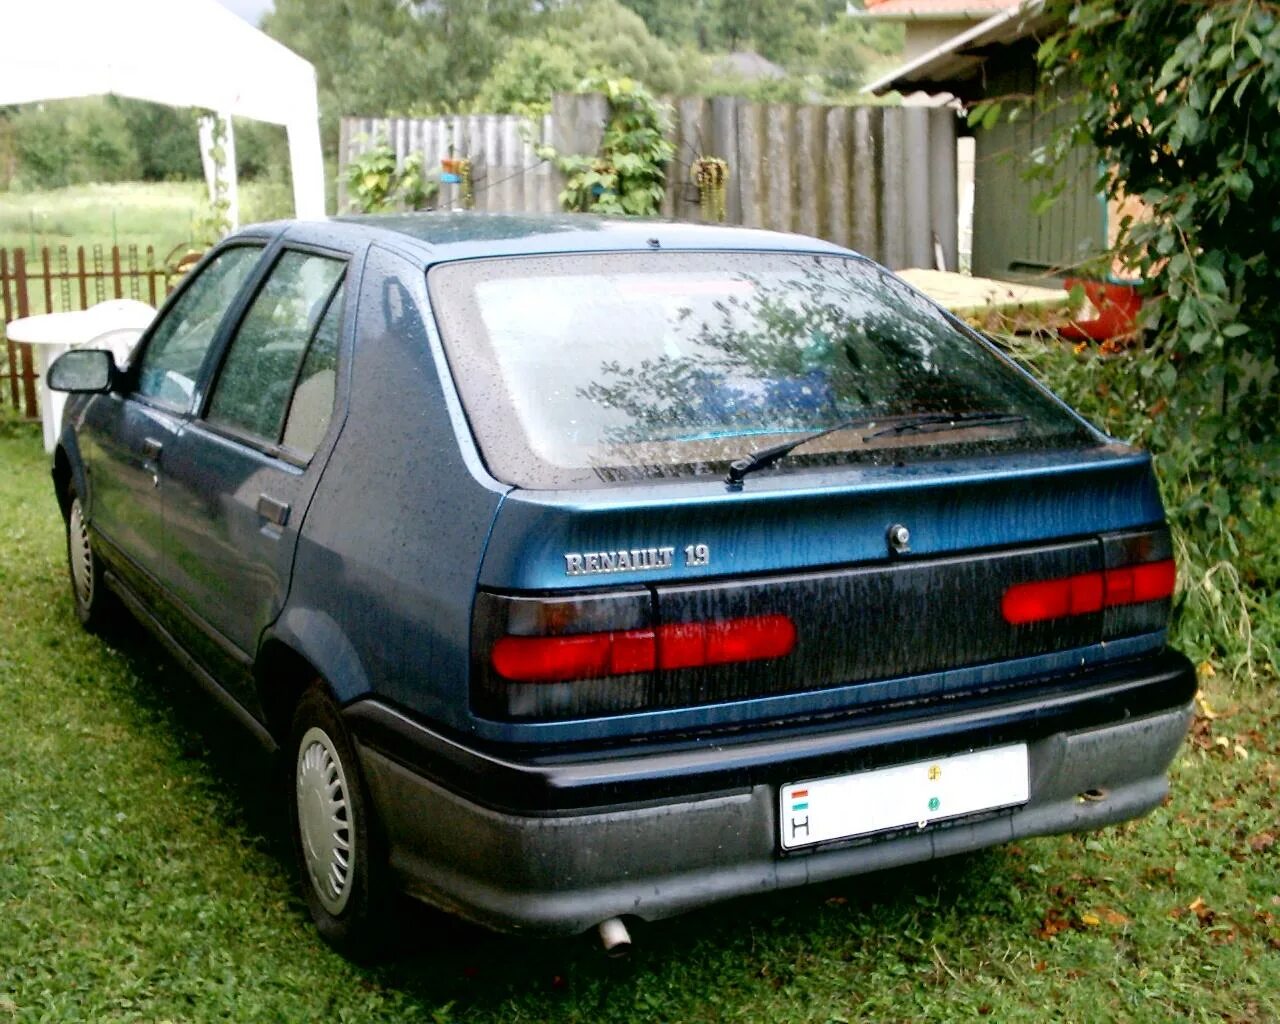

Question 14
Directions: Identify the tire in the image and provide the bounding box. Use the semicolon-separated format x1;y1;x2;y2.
65;488;115;631
288;684;390;959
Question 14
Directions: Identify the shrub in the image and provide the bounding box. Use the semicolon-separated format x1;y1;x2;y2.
992;0;1280;681
1005;335;1278;681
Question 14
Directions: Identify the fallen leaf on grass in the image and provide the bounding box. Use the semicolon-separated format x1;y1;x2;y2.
1095;905;1131;926
1036;909;1073;940
1080;913;1101;927
1249;832;1276;854
1172;897;1215;926
1189;715;1215;751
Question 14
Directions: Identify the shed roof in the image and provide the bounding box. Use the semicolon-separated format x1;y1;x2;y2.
861;0;1020;19
862;0;1051;97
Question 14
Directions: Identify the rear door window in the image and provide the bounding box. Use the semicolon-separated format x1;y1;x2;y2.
429;252;1095;489
205;250;346;454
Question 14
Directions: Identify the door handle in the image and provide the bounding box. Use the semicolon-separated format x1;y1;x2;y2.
142;437;163;460
256;494;290;527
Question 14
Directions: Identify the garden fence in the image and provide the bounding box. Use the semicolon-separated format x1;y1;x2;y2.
0;244;173;419
340;93;959;271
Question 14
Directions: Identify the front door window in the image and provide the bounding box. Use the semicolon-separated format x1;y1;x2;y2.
135;246;262;409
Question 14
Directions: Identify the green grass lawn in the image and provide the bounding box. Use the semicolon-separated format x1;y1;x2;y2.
0;422;1277;1022
0;181;295;258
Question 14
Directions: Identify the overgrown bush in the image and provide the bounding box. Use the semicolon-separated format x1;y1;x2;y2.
995;0;1280;681
1005;335;1278;681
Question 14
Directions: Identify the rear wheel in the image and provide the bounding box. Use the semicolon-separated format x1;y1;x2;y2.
65;489;114;630
289;685;390;959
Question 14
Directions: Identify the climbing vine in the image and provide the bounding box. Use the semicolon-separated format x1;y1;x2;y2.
544;77;674;217
193;114;231;246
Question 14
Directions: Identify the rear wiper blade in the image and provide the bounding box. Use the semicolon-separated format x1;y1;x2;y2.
725;418;872;487
862;410;1028;440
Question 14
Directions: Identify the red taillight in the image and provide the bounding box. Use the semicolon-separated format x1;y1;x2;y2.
491;614;796;682
1105;559;1177;606
1002;559;1176;625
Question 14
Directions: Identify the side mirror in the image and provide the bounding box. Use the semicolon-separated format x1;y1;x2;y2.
47;349;116;393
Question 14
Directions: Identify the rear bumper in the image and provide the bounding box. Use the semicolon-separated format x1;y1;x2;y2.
348;651;1195;934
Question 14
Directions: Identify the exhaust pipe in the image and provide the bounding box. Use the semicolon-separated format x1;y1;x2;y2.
597;917;632;957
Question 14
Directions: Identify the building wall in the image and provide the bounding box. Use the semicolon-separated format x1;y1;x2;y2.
901;20;988;63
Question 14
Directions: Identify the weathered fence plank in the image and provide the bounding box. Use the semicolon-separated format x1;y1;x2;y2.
929;107;959;271
736;102;766;230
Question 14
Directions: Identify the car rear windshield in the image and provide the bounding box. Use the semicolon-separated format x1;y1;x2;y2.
428;251;1095;489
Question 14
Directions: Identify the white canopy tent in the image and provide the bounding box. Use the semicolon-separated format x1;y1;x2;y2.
0;0;326;221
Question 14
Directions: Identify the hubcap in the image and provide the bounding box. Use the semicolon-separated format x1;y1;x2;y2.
296;726;354;915
68;499;94;610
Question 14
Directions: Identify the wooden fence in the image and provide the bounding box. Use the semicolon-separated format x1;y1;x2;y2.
340;93;959;271
1;245;172;419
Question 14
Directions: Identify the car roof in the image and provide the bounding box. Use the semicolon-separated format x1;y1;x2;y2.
244;212;855;266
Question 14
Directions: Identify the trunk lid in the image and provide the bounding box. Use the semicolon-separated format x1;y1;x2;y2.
472;446;1171;740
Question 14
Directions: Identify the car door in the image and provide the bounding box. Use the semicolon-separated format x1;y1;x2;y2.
80;244;265;595
158;246;352;713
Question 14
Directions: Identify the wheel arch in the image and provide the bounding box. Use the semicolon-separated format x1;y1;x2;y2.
256;606;373;744
52;444;78;520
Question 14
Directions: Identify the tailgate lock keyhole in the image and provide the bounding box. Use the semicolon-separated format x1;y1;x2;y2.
887;523;911;555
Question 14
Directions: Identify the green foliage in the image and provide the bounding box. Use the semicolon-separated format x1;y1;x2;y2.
265;0;536;144
475;1;685;116
232;118;291;183
261;0;903;144
9;98;140;188
1027;0;1280;676
110;98;203;182
344;144;438;213
4;98;288;188
1006;336;1278;678
550;77;674;217
475;38;584;116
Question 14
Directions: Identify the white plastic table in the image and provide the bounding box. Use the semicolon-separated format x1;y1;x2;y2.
5;299;155;452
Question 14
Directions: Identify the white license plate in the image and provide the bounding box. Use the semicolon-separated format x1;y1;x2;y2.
779;744;1029;850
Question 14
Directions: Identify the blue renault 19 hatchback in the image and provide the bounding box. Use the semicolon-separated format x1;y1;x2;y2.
47;213;1194;957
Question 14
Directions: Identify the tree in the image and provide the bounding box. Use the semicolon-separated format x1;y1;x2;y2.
476;1;686;115
9;98;139;187
111;98;202;182
263;0;444;143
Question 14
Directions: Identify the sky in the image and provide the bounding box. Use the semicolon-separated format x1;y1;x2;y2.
216;0;274;26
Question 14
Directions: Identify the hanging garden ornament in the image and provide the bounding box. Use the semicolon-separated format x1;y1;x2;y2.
692;157;730;223
458;159;474;210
